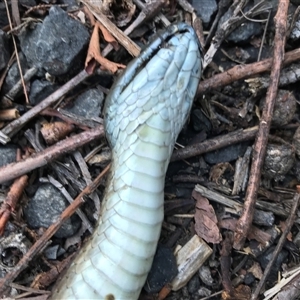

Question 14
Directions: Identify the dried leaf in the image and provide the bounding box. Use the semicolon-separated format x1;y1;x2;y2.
222;284;251;300
83;6;95;26
192;190;222;244
85;22;125;73
209;162;233;184
248;261;263;280
98;22;119;51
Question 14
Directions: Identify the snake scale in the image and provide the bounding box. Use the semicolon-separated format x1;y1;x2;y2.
51;23;202;299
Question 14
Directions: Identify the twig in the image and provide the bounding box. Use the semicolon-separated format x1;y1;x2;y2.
0;126;104;184
233;0;289;250
251;192;300;300
0;164;110;295
30;253;76;291
257;9;271;62
199;290;223;300
0;175;28;235
197;48;300;95
0;149;28;234
220;232;234;297
4;0;29;103
73;150;101;217
192;12;205;47
171;126;258;162
1;67;38;103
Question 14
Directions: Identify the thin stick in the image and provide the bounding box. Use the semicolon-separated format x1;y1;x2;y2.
3;0;29;104
197;48;300;95
233;0;289;250
0;126;104;184
171;126;258;162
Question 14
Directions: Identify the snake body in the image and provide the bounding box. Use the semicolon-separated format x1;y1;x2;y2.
51;23;202;299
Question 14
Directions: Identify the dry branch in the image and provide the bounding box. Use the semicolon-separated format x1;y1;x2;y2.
0;126;104;184
233;0;290;250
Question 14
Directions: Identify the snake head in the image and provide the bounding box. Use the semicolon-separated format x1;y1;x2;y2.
104;23;203;149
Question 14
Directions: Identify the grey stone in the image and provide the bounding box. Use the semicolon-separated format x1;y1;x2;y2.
291;20;300;40
24;183;80;238
0;145;17;167
191;109;212;133
0;2;8;28
18;6;89;76
67;89;104;118
219;4;262;43
260;90;296;127
263;143;295;181
3;52;29;94
0;145;18;186
44;244;60;260
192;0;217;24
29;79;60;105
145;245;178;293
198;287;212;298
204;142;249;164
244;273;255;285
258;246;288;283
198;265;214;286
19;0;36;6
0;30;10;72
187;275;200;294
289;8;300;41
293;230;300;248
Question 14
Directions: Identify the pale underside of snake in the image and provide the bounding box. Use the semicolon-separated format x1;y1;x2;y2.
51;23;202;299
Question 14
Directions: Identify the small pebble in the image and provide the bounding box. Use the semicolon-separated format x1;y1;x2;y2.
263;143;295;181
198;265;214;286
293;127;300;157
187;275;200;294
244;272;255;285
258;246;288;284
24;183;80;238
260;90;296;126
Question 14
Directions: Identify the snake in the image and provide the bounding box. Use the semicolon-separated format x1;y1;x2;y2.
51;22;202;299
